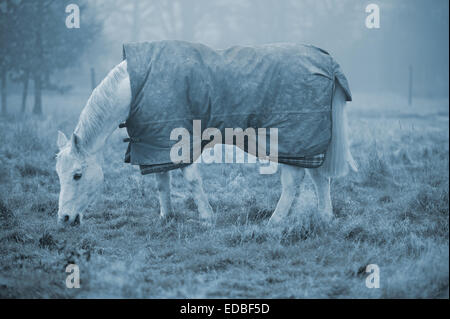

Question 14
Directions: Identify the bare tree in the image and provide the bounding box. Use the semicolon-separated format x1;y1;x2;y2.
7;0;101;115
0;0;14;115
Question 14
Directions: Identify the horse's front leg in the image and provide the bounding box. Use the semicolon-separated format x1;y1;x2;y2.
181;164;213;221
155;172;173;218
268;164;305;224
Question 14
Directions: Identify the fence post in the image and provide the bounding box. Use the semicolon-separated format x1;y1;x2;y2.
408;65;413;106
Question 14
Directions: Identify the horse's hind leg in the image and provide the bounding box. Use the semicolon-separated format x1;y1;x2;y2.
268;164;305;224
155;172;174;218
181;164;213;221
307;168;333;220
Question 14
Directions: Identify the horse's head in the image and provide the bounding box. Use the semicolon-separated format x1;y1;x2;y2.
55;131;103;226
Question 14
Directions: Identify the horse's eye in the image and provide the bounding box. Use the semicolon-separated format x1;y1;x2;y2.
73;173;82;181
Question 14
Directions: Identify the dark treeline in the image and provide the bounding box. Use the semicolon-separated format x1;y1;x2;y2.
0;0;100;115
0;0;448;116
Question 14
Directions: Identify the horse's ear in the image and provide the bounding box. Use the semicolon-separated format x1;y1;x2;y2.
70;133;86;157
57;131;68;150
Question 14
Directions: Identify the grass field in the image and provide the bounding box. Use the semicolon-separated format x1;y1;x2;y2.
0;92;448;298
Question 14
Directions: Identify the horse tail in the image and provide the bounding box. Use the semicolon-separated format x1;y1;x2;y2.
320;81;358;178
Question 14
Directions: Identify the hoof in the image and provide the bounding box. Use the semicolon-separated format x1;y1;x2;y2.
187;218;213;227
319;211;334;222
267;215;282;226
160;211;182;221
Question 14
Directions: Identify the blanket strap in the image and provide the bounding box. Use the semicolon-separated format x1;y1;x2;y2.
123;137;140;143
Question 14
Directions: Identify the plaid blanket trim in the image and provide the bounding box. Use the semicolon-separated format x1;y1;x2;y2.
139;154;325;175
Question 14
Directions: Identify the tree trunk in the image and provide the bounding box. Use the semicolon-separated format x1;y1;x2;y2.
1;70;6;116
21;71;29;113
33;73;42;115
33;0;43;115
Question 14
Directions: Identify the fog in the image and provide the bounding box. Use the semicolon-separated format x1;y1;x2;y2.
90;0;449;98
1;0;449;115
0;0;448;299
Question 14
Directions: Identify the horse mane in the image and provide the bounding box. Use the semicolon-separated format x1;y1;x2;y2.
74;61;129;153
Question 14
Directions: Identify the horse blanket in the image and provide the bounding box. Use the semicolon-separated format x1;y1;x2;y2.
121;40;352;174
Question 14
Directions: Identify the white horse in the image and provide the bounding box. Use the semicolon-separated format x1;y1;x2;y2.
56;60;356;226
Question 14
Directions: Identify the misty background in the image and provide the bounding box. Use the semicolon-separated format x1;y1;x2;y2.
0;0;448;299
0;0;448;116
